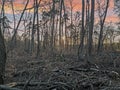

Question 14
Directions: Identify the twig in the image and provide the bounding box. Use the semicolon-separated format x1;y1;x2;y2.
23;76;34;90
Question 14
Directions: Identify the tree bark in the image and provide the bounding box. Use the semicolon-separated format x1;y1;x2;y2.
0;26;6;84
97;0;109;54
88;0;95;56
50;0;55;55
78;0;85;60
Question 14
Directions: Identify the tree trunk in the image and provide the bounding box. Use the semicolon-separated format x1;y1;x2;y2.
0;26;6;84
36;0;41;57
97;0;109;54
50;0;55;55
78;0;85;60
88;0;95;56
59;0;63;51
11;0;29;46
30;0;36;54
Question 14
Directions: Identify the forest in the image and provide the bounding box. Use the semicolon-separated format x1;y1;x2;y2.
0;0;120;90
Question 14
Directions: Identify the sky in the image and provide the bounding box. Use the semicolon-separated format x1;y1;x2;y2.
2;0;119;23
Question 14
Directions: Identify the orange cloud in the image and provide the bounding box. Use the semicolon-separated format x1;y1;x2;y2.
3;1;33;14
106;16;119;22
13;2;32;10
65;0;81;11
2;0;119;23
13;3;25;10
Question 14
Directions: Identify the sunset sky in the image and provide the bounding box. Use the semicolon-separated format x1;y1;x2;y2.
2;0;119;23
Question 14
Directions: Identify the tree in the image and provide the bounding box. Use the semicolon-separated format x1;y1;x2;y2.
0;23;6;84
30;0;36;54
0;0;5;36
97;0;109;54
11;0;29;51
78;0;85;59
50;0;55;55
114;0;120;17
88;0;95;56
114;0;120;39
0;0;6;84
59;0;63;51
36;0;42;57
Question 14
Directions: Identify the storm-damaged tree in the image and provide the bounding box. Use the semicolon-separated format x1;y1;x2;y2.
97;0;109;54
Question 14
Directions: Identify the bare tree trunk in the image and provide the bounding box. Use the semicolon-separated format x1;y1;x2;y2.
54;12;59;48
9;0;29;53
0;26;6;84
0;0;6;84
1;0;5;36
85;0;90;55
97;0;109;54
22;17;27;51
62;0;67;49
78;0;85;60
10;0;16;34
30;0;36;54
36;0;41;57
88;0;95;56
59;0;63;50
69;0;73;50
11;0;29;41
50;0;55;55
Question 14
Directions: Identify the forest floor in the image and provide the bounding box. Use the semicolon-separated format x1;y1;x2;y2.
4;50;120;90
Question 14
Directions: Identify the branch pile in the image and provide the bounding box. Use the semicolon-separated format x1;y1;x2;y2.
3;63;120;90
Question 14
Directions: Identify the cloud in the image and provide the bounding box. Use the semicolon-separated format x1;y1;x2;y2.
106;16;119;22
2;0;119;23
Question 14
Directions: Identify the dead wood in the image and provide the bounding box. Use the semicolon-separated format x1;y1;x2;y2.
23;76;34;90
100;86;120;90
0;85;22;90
6;82;73;89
